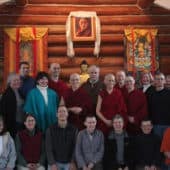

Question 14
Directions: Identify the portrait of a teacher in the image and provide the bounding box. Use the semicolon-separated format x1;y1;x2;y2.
76;17;92;37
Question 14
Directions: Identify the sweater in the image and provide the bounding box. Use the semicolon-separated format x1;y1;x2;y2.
75;129;104;168
149;88;170;125
46;123;78;165
104;131;133;170
15;129;45;166
0;132;16;169
18;129;42;163
134;133;161;166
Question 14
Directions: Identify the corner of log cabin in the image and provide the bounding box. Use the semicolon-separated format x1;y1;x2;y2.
0;0;170;82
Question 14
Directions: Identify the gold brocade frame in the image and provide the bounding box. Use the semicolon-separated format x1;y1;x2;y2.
3;28;48;88
124;28;159;73
71;16;96;41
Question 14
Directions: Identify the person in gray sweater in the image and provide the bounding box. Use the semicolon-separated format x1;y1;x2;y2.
75;115;104;170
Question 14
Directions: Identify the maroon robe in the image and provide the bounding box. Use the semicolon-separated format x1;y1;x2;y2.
49;79;68;99
64;87;93;130
125;89;148;135
115;84;128;103
97;88;127;136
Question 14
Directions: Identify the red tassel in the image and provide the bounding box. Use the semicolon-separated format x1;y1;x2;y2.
32;27;37;76
16;28;20;73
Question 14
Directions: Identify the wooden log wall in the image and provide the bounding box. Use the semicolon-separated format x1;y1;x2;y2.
0;0;170;81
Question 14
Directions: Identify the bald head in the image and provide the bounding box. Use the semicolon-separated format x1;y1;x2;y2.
69;73;80;89
49;63;61;79
116;70;126;87
88;65;100;82
104;74;116;88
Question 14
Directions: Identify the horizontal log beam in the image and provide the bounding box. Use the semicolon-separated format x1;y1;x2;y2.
48;25;170;35
1;5;170;16
0;5;142;15
28;0;136;5
158;35;170;44
1;15;170;25
48;56;124;67
159;45;170;56
48;46;124;56
48;34;124;45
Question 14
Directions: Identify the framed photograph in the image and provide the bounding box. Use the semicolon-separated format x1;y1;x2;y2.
71;16;96;41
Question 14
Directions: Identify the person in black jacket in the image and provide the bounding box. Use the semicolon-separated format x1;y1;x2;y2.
134;119;161;170
104;114;133;170
46;105;78;170
0;72;25;137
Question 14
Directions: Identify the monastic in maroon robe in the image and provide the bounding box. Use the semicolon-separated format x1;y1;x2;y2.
49;79;68;99
64;87;93;130
97;88;127;136
125;89;148;135
115;84;128;103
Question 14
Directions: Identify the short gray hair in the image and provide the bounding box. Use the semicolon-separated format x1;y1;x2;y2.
6;72;19;87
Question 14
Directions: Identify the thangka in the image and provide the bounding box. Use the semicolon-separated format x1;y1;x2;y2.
124;28;159;75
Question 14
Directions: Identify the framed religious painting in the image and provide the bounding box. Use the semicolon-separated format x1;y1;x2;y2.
124;28;159;75
71;16;96;41
3;27;48;87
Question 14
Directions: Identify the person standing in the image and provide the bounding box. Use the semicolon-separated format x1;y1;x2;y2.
96;74;127;136
19;61;35;99
125;76;148;136
48;63;68;100
149;72;170;138
115;70;128;102
82;65;104;115
0;73;25;137
61;73;93;130
24;71;58;133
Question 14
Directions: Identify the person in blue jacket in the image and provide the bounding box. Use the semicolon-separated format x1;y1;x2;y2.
24;71;59;133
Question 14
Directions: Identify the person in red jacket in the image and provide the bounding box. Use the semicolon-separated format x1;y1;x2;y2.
15;114;45;170
96;74;127;136
48;63;68;100
61;73;93;130
125;76;148;136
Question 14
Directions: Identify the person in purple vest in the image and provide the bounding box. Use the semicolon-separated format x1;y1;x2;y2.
15;114;45;170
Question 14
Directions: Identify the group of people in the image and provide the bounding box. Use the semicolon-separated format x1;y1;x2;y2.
0;60;170;170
